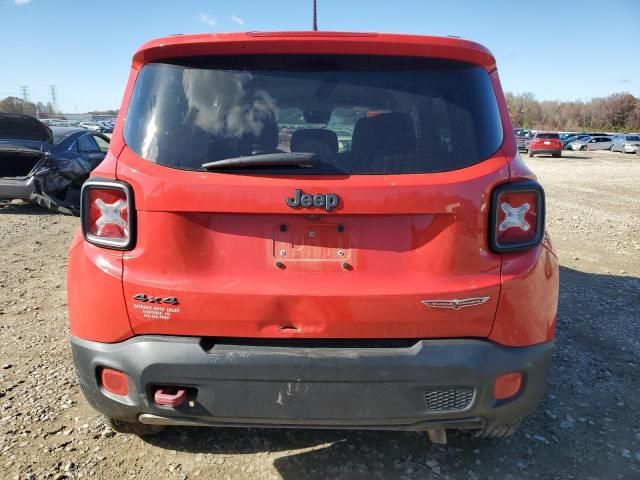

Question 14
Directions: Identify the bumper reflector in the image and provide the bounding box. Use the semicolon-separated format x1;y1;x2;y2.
494;372;523;400
100;368;129;396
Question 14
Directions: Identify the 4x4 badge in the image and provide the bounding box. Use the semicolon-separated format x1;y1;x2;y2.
132;294;179;305
421;297;490;310
286;189;339;212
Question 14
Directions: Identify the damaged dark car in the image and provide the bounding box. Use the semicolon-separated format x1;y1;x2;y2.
0;113;109;214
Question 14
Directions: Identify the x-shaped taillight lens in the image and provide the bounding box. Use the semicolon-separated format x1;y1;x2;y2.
81;181;134;249
490;181;544;253
499;202;531;232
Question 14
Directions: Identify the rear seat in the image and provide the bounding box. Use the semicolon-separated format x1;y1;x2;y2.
290;128;339;164
350;113;417;173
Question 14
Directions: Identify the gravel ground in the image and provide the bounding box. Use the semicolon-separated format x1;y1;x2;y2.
1;150;639;479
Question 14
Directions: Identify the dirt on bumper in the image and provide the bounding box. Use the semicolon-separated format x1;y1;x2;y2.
71;335;553;431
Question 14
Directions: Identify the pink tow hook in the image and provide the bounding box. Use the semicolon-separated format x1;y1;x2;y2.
154;387;187;407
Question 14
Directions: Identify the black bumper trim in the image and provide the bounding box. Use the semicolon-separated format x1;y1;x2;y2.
530;149;562;155
71;336;553;431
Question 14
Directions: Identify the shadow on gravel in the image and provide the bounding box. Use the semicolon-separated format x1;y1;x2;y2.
0;201;59;215
136;266;639;479
142;426;513;478
554;155;594;160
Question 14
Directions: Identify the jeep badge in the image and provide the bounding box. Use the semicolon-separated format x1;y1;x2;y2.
286;189;339;212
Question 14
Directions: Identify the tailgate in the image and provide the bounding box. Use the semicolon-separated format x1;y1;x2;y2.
118;153;508;339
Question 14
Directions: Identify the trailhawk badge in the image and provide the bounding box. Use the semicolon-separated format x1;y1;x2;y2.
286;189;340;212
421;297;490;310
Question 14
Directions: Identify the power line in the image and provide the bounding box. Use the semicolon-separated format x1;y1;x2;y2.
20;85;29;102
49;85;58;113
313;0;318;31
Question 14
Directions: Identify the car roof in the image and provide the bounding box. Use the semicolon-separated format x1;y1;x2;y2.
132;31;496;71
50;127;86;143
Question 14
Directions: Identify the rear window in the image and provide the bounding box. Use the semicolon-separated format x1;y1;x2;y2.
124;55;503;175
535;133;559;139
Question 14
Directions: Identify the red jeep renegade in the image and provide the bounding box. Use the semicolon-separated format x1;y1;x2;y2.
68;32;559;442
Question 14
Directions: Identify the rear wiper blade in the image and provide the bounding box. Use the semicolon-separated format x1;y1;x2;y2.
202;152;318;170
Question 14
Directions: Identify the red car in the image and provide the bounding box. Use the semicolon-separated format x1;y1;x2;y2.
68;32;559;443
528;132;563;158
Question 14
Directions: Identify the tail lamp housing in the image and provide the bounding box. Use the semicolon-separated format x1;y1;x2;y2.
489;180;545;253
81;179;135;250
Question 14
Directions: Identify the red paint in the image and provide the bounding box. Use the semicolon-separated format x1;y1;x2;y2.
68;241;132;342
118;154;507;339
68;31;558;347
132;32;496;71
490;245;559;346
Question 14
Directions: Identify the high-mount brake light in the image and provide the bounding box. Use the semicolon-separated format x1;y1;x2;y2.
81;179;135;250
489;180;545;253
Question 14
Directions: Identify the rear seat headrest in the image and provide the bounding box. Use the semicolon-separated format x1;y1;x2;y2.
290;128;339;154
351;113;416;156
241;116;278;152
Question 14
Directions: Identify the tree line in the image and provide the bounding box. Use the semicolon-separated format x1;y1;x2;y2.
2;91;639;133
506;92;640;132
0;96;57;118
0;96;118;119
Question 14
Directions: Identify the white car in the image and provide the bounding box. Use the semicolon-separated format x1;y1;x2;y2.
80;122;102;132
568;136;613;151
611;135;640;153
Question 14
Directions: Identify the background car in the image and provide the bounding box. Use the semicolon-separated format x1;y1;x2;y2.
97;121;114;133
513;128;534;151
561;134;590;149
0;113;109;214
528;132;562;157
80;121;105;132
611;134;640;153
567;136;613;151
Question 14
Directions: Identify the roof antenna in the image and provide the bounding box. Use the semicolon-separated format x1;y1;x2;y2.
312;0;318;31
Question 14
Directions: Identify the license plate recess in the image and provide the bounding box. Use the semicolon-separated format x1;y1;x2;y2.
274;224;351;262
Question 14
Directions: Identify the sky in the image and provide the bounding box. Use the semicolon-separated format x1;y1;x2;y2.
1;0;638;113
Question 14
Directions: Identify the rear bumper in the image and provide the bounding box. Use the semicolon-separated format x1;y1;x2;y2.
71;336;553;431
0;176;34;200
530;149;561;155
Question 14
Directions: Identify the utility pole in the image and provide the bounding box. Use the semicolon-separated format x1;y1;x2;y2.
49;85;59;114
313;0;318;31
20;85;29;102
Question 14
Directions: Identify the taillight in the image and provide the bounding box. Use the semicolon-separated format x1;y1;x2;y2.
489;180;545;253
81;179;135;249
